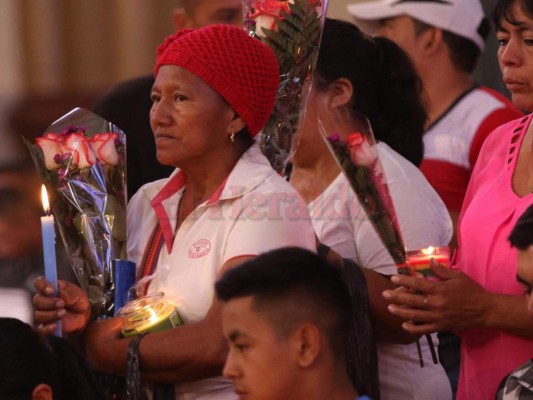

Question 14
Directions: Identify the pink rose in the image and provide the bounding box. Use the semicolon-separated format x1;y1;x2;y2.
64;133;97;169
347;132;376;167
90;133;119;166
36;131;118;171
35;137;63;170
37;132;96;170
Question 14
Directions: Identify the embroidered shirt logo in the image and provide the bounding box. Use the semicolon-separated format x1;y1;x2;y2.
188;239;211;258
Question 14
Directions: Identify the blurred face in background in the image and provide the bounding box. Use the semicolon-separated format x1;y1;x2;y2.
174;0;243;29
377;15;426;71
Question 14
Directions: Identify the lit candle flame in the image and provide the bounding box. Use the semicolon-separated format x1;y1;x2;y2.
148;307;159;324
421;246;435;256
41;185;50;214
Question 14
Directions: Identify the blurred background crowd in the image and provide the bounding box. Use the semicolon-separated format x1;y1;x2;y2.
0;0;505;167
0;1;530;400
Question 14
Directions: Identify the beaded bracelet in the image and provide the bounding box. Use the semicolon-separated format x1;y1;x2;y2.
126;332;149;400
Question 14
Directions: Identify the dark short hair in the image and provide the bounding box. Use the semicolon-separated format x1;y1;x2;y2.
412;18;490;74
493;0;533;31
215;247;351;360
0;318;104;400
316;18;426;166
509;205;533;251
0;318;61;400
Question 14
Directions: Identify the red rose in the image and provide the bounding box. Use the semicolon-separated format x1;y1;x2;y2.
251;0;290;38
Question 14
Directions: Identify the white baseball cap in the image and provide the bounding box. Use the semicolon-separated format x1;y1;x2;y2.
346;0;486;51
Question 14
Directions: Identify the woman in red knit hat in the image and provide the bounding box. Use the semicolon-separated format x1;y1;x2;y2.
33;24;316;399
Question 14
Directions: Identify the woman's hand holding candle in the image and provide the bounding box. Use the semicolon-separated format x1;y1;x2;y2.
401;246;450;280
33;277;91;335
383;262;492;335
119;293;183;337
83;317;125;374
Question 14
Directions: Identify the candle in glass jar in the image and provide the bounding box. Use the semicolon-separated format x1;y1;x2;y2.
40;185;61;336
119;292;183;337
405;246;450;281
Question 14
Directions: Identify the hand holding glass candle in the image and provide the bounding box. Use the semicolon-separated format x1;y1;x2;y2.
119;292;183;337
40;185;61;336
401;246;451;281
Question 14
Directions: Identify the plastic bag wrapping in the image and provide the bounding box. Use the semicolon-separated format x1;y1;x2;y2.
243;0;328;174
319;110;407;266
26;107;127;318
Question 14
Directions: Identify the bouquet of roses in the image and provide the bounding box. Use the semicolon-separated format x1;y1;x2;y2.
322;112;407;268
26;108;127;318
243;0;328;173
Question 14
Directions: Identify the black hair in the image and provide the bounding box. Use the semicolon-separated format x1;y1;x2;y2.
0;318;62;400
493;0;533;30
443;27;488;73
316;18;426;166
0;318;104;400
216;247;351;360
509;204;533;251
412;17;490;74
236;127;254;147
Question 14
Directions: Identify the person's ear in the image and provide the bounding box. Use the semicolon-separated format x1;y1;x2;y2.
227;114;246;136
420;27;443;56
291;323;321;368
32;383;53;400
327;78;354;111
173;8;190;30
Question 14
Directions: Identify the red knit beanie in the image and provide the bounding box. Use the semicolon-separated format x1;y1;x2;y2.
154;25;280;137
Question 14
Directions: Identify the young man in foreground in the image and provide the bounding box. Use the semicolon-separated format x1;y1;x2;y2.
215;247;371;400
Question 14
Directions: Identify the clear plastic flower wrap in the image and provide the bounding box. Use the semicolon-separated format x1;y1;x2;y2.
243;0;328;173
26;108;127;318
320;110;407;267
319;110;439;366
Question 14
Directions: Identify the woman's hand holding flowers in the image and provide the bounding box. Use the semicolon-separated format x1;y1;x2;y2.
28;110;128;320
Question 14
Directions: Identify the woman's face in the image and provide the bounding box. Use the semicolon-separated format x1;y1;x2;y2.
150;65;235;168
497;0;533;111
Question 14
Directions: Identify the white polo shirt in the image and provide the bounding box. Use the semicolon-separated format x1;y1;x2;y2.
127;143;316;399
309;143;453;400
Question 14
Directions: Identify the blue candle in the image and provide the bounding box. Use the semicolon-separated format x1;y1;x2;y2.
41;185;61;337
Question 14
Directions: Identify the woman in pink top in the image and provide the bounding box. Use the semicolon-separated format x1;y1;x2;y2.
382;0;533;399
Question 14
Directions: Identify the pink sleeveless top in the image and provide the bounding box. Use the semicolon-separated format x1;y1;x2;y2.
454;114;533;400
